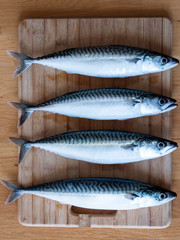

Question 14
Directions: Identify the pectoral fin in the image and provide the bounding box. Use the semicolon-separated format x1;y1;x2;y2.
127;57;141;64
121;144;138;151
125;193;139;200
132;97;141;106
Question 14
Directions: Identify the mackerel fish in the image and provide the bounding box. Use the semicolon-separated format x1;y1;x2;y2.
0;178;177;210
9;130;178;164
8;45;179;78
9;88;177;127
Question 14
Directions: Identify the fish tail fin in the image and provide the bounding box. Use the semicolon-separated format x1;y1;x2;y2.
0;180;24;204
9;137;32;163
9;102;34;127
7;50;33;77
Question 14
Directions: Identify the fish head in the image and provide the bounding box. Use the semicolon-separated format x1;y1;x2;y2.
137;137;178;159
141;94;178;115
134;186;177;207
142;53;179;72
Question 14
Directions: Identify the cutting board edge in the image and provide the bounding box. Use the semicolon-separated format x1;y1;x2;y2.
18;213;172;229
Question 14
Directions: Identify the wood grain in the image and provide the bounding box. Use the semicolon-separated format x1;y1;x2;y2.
17;18;173;228
0;1;180;239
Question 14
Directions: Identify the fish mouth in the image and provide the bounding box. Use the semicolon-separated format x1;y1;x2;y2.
165;142;178;153
167;191;177;200
169;58;179;68
172;58;179;67
164;58;179;70
162;99;178;112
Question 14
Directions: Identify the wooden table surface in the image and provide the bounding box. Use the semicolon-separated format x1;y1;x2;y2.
0;1;180;239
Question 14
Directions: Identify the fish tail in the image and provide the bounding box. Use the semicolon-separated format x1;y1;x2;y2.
7;50;33;77
9;102;34;127
0;180;24;204
9;137;32;163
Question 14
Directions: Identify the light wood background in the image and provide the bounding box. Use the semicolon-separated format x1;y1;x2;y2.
0;0;180;239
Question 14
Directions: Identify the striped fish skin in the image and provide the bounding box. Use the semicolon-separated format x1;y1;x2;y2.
9;88;178;127
8;45;179;78
9;130;178;164
1;178;177;210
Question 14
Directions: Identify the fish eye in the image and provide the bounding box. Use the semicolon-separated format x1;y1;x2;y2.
157;141;166;149
161;57;168;65
158;98;167;106
159;193;167;201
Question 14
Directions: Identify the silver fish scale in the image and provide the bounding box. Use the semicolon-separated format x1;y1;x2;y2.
27;178;151;194
34;130;156;145
36;88;146;107
36;45;149;60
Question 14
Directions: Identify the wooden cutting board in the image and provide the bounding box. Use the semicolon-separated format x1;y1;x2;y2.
17;18;173;228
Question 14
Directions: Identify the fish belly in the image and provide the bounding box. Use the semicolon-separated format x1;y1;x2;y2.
27;192;155;210
38;101;142;120
34;143;141;164
37;58;145;78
